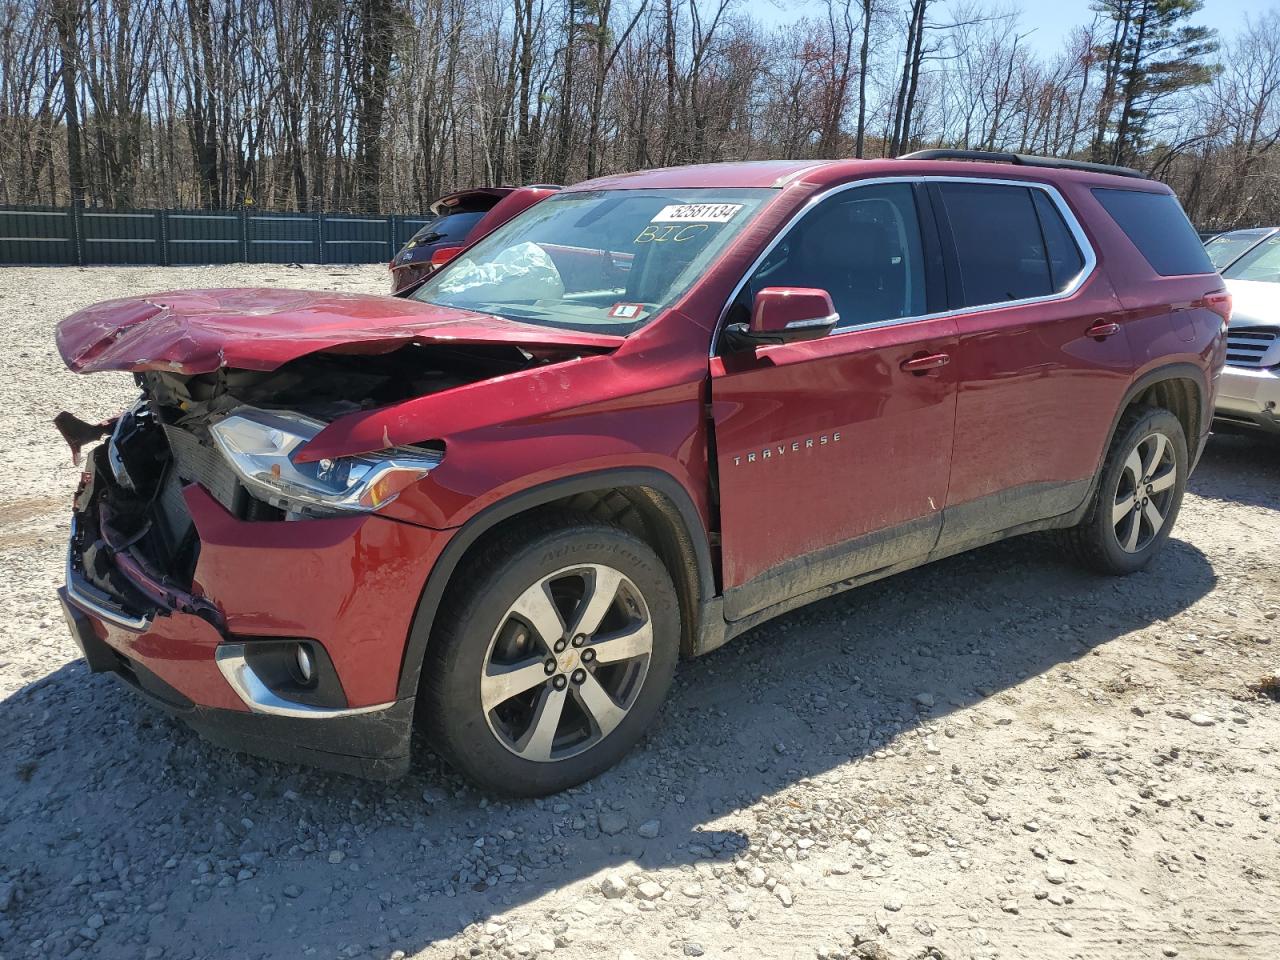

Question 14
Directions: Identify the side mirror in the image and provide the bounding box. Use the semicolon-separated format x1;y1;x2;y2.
430;245;464;268
726;287;839;348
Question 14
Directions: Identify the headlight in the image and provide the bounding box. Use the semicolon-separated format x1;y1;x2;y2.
209;408;441;515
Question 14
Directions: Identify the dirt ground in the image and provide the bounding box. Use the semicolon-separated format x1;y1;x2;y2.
0;265;1277;960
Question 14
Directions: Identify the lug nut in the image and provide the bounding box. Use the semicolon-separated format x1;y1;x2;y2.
582;648;596;663
571;634;586;648
554;639;566;653
571;668;586;684
544;659;556;675
552;675;568;690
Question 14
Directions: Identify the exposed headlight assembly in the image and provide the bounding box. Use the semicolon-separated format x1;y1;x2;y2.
210;408;441;516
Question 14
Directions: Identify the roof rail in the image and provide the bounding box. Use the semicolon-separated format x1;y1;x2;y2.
898;149;1148;181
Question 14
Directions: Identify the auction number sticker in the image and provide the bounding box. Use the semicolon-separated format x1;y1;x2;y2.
650;203;743;223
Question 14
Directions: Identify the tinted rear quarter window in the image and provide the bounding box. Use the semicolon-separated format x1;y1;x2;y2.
1092;188;1213;276
1031;190;1086;291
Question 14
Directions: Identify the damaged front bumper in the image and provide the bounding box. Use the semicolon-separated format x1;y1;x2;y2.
61;442;451;779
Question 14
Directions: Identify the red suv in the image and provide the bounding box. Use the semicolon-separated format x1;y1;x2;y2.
388;185;560;294
55;152;1228;795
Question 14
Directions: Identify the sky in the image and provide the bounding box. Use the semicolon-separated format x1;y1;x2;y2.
752;0;1277;58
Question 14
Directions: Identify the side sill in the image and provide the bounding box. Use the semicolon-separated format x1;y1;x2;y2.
696;507;1083;656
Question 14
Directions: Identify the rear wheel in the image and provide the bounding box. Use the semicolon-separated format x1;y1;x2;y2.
420;514;679;796
1065;406;1187;575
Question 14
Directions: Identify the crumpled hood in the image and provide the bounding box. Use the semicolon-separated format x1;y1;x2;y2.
1224;278;1280;330
56;287;623;375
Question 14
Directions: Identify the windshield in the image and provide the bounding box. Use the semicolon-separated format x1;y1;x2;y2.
412;188;774;334
1223;233;1280;283
1205;229;1271;270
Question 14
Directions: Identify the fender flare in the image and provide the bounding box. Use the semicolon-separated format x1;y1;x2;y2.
395;467;715;699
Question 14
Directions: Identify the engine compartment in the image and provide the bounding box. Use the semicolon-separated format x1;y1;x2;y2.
138;340;554;436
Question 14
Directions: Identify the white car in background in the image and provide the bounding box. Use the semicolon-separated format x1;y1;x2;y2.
1204;227;1279;272
1217;234;1280;435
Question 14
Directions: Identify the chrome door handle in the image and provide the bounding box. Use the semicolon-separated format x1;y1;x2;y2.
900;353;951;374
1086;320;1121;339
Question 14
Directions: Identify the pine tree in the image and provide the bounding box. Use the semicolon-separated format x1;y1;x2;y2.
1089;0;1218;166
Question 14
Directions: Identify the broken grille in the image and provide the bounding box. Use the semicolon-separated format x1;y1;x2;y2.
161;423;246;516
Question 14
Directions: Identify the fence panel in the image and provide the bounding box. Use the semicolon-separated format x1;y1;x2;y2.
0;205;424;266
165;210;243;265
325;215;394;264
247;212;321;264
0;206;77;265
78;209;162;265
393;215;433;249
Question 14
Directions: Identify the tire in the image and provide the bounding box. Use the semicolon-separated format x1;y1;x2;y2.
1064;406;1188;575
418;512;679;796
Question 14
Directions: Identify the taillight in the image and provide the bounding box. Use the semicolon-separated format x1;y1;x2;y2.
1206;291;1232;326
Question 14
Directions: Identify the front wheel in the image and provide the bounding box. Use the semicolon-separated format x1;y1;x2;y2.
419;514;679;796
1065;406;1188;575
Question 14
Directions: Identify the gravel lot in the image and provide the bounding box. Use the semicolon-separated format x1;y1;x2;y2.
1;265;1278;960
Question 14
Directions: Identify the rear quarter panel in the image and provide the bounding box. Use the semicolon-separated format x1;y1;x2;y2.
1062;181;1225;441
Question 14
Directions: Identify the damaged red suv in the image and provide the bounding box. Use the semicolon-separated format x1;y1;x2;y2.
56;152;1227;795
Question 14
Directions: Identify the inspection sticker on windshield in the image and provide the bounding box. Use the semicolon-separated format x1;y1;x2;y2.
650;203;743;224
608;302;646;319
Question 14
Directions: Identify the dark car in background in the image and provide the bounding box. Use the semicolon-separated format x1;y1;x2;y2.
389;185;560;293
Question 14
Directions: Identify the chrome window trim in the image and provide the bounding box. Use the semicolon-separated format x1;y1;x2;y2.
711;174;1098;356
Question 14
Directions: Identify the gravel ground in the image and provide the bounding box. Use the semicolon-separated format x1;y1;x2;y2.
1;265;1278;960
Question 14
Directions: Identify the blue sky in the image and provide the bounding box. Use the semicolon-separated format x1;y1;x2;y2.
752;0;1276;58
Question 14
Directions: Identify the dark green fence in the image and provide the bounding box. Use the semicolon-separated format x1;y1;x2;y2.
0;205;436;266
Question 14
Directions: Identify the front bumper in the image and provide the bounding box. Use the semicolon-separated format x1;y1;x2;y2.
61;449;451;777
1214;364;1280;433
59;589;415;777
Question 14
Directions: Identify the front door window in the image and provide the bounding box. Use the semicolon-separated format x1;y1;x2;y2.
735;182;927;331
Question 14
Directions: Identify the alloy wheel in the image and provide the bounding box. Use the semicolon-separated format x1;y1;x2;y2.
1111;431;1178;553
480;563;653;762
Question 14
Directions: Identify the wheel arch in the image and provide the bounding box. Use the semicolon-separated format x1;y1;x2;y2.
1117;363;1205;463
395;468;716;700
1072;363;1205;516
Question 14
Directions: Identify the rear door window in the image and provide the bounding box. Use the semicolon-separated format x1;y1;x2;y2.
936;182;1059;307
1092;188;1213;276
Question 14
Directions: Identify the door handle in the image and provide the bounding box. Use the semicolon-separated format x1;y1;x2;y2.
1086;319;1121;340
900;352;951;374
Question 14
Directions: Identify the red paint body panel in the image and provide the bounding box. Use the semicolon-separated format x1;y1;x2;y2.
56;288;623;375
185;486;449;706
711;317;958;591
88;485;449;709
945;265;1132;505
90;608;245;712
